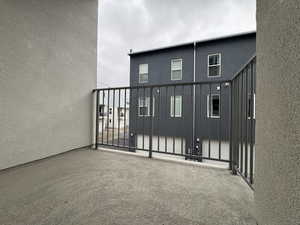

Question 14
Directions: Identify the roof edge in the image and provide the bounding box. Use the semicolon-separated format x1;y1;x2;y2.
129;30;256;56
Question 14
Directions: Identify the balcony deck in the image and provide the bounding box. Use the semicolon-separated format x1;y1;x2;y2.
0;148;256;225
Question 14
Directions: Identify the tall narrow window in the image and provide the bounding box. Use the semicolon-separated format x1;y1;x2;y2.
139;64;148;83
138;97;155;117
170;96;182;117
207;94;220;118
171;59;182;80
208;54;221;77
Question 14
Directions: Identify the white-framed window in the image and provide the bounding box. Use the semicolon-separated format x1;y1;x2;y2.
207;94;220;118
248;93;256;119
170;95;182;117
138;96;155;117
171;59;182;80
139;64;148;83
208;54;221;77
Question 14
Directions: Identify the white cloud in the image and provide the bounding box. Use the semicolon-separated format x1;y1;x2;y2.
98;0;256;87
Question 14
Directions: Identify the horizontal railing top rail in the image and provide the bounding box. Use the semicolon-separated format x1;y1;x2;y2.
231;54;256;81
93;79;232;92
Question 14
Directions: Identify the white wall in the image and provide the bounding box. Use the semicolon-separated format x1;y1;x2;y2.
0;0;97;170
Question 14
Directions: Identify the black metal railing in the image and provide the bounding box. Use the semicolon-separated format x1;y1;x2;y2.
93;80;233;165
93;56;256;188
230;56;256;187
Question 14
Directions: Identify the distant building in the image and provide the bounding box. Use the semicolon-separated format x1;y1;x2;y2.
128;32;256;161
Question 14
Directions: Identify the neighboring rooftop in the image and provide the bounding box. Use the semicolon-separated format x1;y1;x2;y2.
129;30;256;56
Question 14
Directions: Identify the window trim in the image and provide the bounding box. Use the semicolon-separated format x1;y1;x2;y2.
207;53;221;78
170;95;182;118
171;58;183;81
138;96;155;117
139;64;149;83
207;94;220;119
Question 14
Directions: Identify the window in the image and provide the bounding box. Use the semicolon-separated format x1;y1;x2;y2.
208;54;221;77
99;104;105;117
139;64;148;83
138;97;155;117
248;93;256;119
171;59;182;80
170;96;182;117
207;94;220;118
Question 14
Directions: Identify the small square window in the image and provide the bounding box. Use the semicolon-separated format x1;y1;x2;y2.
208;54;221;77
171;59;182;80
170;95;182;117
207;94;220;118
139;64;148;83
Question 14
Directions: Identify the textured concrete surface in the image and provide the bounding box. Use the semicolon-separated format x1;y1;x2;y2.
256;1;300;225
0;149;256;225
0;0;97;170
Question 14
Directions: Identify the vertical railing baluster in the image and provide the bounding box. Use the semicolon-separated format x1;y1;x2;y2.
198;84;202;162
95;90;99;149
165;86;168;153
142;87;145;150
249;60;254;184
219;83;222;160
229;81;234;173
149;87;153;158
112;89;115;146
157;87;160;151
124;88;127;146
107;90;110;145
173;85;176;154
118;89;121;147
240;71;244;174
208;83;211;159
245;66;249;179
102;90;104;144
181;85;184;156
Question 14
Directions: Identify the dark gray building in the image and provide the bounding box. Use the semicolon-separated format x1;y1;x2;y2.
128;32;256;162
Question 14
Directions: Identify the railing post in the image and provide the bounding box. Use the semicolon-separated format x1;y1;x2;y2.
229;82;233;171
95;90;99;150
231;79;238;175
149;87;153;158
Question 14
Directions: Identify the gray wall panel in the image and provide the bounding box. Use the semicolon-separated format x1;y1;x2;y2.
0;0;97;170
255;1;300;224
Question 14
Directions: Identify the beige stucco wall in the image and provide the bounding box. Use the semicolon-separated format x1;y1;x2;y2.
255;1;300;224
0;0;97;170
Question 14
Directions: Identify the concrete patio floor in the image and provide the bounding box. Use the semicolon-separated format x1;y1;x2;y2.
0;148;256;225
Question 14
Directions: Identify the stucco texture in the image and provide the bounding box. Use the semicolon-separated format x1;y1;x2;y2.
255;1;300;224
0;0;97;170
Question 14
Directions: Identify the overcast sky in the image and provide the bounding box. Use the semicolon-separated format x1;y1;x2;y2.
97;0;256;88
